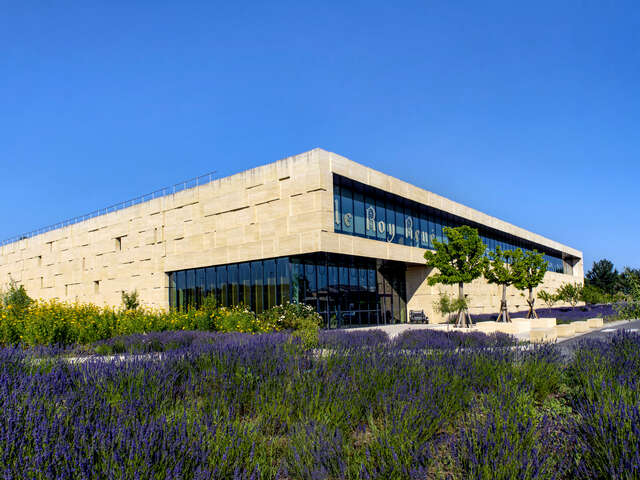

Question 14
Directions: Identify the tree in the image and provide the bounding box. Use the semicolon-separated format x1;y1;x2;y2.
618;267;640;296
580;283;608;305
484;246;522;322
424;225;488;328
537;289;558;308
512;250;548;319
556;282;583;307
585;259;619;295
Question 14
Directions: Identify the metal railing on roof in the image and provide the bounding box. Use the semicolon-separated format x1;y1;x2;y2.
1;171;217;247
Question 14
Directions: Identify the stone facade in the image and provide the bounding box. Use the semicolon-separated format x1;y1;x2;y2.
0;148;583;321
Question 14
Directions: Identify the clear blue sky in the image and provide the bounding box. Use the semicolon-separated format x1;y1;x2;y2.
1;1;638;273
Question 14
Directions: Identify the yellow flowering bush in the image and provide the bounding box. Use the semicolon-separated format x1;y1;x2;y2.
0;299;280;347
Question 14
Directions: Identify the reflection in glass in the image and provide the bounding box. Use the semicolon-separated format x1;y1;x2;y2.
332;174;566;274
216;266;227;307
252;261;263;313
353;191;365;236
277;258;290;305
239;262;251;306
264;259;276;309
169;254;409;329
340;186;354;235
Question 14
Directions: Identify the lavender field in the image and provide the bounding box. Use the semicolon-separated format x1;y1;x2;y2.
2;329;639;479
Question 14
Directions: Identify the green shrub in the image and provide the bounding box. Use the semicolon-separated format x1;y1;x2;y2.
537;289;558;308
0;284;329;346
259;303;322;349
214;306;265;333
121;290;140;310
259;302;323;331
580;284;609;305
1;280;33;313
555;282;583;307
613;275;640;320
291;315;320;349
434;291;467;321
0;298;278;347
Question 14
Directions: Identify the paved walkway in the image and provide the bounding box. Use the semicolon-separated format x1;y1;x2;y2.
342;323;447;339
343;319;640;344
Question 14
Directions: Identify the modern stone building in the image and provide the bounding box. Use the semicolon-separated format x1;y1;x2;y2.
0;149;583;326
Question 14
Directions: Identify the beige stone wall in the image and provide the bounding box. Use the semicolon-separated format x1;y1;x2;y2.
0;150;334;308
0;147;583;315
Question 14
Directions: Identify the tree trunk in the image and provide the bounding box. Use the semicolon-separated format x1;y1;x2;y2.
497;284;511;322
456;282;473;328
526;287;539;319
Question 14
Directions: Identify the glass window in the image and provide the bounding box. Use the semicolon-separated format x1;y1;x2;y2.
340;186;354;235
367;268;376;293
435;216;443;244
339;266;349;293
196;268;206;308
228;264;239;307
317;262;328;294
385;201;396;243
412;208;420;248
251;261;263;313
353;191;365;236
395;205;405;245
375;198;386;241
290;259;302;304
304;263;317;298
359;268;368;291
264;259;277;309
333;186;341;233
169;272;176;309
216;266;227;307
365;196;377;239
205;266;216;301
176;270;185;311
331;175;559;280
328;264;339;294
403;207;414;245
441;216;450;244
349;266;359;291
277;257;290;305
186;269;196;310
420;214;429;249
239;262;251;306
429;218;437;249
303;262;317;311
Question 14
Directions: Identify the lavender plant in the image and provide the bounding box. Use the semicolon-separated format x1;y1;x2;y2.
1;329;638;478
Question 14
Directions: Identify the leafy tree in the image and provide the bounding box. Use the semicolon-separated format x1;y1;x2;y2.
512;250;548;319
484;246;522;322
556;282;583;307
585;259;619;295
537;289;558;309
424;226;487;327
618;267;640;296
614;274;640;320
580;283;609;305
